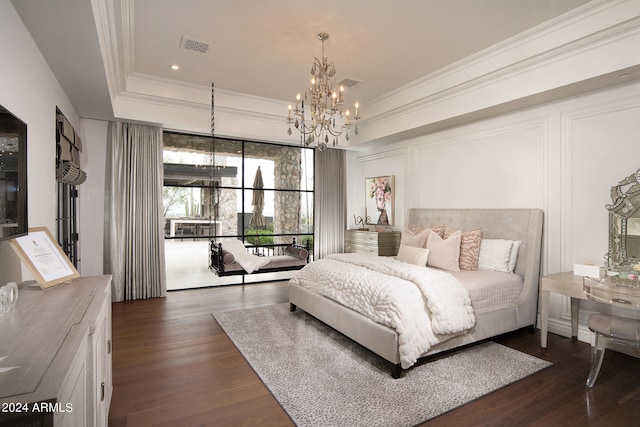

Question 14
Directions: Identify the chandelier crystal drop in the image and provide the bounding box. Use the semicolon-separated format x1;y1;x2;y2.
287;32;360;150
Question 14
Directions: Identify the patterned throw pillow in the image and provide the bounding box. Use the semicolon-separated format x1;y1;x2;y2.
429;224;446;239
460;228;483;270
408;224;445;248
444;227;483;271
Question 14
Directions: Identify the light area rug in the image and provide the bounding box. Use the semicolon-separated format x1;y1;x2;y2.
213;303;551;427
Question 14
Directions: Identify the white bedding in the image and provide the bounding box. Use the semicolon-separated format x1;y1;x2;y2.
290;252;475;368
451;270;523;312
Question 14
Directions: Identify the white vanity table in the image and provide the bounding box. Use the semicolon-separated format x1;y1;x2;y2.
539;272;587;348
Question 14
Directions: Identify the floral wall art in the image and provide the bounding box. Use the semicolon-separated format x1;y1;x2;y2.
366;176;394;226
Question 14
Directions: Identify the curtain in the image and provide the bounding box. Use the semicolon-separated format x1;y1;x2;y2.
106;122;166;301
314;148;346;258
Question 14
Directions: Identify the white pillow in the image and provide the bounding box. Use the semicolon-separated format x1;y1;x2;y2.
426;230;461;272
396;244;430;266
508;241;522;273
478;239;514;273
400;228;428;248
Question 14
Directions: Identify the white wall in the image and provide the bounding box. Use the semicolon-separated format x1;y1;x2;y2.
0;1;80;285
347;79;640;342
78;118;109;276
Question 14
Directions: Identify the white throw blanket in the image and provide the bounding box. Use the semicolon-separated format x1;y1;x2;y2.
290;252;475;368
221;240;270;274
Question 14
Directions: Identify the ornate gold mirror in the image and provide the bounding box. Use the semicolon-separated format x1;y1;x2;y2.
606;169;640;270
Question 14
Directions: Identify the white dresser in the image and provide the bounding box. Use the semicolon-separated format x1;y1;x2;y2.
344;229;401;256
0;275;112;426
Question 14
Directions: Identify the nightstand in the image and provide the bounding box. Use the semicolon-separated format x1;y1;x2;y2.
345;229;400;256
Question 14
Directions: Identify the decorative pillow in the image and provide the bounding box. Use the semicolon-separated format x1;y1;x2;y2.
426;230;461;272
424;224;446;246
403;225;446;248
286;246;309;260
478;239;514;272
434;224;446;236
444;227;482;271
400;228;429;248
222;251;235;265
507;240;522;273
407;224;445;247
396;244;430;266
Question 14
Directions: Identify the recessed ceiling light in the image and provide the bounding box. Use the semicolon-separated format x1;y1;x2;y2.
171;65;180;70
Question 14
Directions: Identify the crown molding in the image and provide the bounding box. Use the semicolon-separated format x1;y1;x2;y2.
356;1;640;144
112;81;293;142
93;0;640;144
90;0;125;103
123;72;288;112
364;0;633;117
370;17;640;121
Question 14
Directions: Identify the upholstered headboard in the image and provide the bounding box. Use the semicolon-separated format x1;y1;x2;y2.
406;208;544;312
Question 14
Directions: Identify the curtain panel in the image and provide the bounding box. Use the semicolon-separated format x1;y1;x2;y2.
314;148;346;258
106;122;166;301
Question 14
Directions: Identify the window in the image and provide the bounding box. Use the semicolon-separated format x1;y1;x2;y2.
56;182;79;267
162;132;314;289
55;108;81;267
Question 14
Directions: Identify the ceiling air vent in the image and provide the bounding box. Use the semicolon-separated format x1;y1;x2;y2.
337;77;362;88
180;36;210;54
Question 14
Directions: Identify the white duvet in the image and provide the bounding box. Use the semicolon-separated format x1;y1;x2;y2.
290;252;475;369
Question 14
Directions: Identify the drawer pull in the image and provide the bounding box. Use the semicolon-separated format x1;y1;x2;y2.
101;382;105;401
612;298;631;305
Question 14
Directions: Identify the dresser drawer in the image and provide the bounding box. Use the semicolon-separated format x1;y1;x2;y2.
344;230;400;256
345;242;380;255
345;231;379;244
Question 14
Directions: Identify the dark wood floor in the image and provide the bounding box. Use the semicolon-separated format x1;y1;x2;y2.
108;282;640;426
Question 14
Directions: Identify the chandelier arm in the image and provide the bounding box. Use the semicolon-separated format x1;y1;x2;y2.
300;121;319;134
326;126;348;137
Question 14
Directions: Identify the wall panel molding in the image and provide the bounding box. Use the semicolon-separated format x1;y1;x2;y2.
357;147;409;163
413;116;549;151
557;93;640;323
356;147;411;227
559;92;640;270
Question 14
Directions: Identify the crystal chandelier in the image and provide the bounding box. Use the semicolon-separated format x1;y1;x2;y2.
287;32;360;150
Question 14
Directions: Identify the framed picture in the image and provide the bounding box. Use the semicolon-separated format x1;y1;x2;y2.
365;176;394;226
10;226;79;288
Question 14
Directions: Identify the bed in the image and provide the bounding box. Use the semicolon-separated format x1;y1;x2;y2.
289;208;544;378
209;238;310;276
